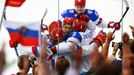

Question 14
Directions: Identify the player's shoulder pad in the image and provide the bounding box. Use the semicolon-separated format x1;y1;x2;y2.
68;31;82;42
85;9;99;22
61;9;76;18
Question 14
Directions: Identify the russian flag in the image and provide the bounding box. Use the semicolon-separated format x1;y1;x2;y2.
5;0;25;7
4;20;40;46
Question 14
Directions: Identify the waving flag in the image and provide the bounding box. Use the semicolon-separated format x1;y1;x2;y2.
4;20;40;46
0;0;25;30
5;0;25;7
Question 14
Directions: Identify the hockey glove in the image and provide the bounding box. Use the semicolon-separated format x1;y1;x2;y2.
108;21;120;30
94;31;106;46
48;46;57;55
9;40;17;48
79;14;90;23
76;13;90;23
41;24;48;32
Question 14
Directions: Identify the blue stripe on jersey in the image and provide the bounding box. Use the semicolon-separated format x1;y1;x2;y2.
68;31;82;42
61;9;99;22
85;9;99;22
61;9;76;18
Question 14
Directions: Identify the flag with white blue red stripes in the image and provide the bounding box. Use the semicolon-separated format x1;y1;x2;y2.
4;20;40;46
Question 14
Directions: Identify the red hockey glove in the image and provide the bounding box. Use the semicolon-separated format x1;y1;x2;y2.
46;46;57;58
9;40;17;48
94;31;106;46
49;46;57;54
108;21;120;30
41;24;48;32
79;14;90;23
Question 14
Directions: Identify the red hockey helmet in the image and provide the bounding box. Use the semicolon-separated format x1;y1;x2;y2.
50;27;64;42
75;0;86;6
48;21;62;34
73;18;87;32
63;17;74;26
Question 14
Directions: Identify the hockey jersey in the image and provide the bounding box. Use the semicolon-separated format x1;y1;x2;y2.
55;29;98;74
61;9;108;31
61;9;99;22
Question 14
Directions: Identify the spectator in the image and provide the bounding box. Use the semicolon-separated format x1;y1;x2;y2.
38;36;52;75
56;56;70;75
0;44;6;75
130;25;134;38
17;55;30;75
122;33;134;75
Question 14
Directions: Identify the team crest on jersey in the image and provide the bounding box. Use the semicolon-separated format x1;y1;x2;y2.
69;9;74;13
88;9;93;14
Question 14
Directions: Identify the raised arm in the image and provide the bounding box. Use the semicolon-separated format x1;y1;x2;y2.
101;32;114;60
130;25;134;39
122;33;133;75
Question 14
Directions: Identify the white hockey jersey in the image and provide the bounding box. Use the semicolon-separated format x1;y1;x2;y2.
55;29;98;74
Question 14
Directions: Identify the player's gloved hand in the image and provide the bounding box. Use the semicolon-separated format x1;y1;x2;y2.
41;24;48;32
79;14;90;23
9;40;17;48
108;21;120;30
47;46;57;54
94;31;106;46
46;46;57;61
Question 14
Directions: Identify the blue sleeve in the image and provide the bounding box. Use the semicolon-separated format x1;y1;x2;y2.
85;9;99;22
61;9;76;18
68;31;82;42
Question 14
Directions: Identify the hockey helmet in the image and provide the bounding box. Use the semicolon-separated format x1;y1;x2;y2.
50;27;64;42
63;17;74;26
48;21;62;34
73;18;87;32
75;0;86;6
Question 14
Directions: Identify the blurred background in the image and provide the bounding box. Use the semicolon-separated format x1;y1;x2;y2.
0;0;134;74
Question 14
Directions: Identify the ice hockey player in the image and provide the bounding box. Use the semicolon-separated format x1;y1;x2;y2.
61;0;120;32
49;18;106;75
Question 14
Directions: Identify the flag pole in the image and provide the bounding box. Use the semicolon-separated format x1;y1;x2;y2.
0;0;7;30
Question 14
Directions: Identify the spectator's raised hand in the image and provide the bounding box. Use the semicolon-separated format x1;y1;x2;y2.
122;33;134;75
0;44;6;74
106;31;114;42
40;35;49;60
130;25;134;38
123;33;130;44
38;35;52;75
101;32;114;62
71;45;82;68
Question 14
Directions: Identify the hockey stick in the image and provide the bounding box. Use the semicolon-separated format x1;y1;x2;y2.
113;0;129;33
39;8;48;44
14;45;19;57
41;8;48;24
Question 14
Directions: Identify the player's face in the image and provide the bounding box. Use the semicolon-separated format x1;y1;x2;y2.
75;5;85;14
62;24;73;35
